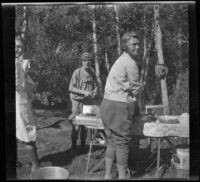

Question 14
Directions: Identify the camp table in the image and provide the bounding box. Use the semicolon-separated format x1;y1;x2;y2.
75;111;189;177
75;113;106;174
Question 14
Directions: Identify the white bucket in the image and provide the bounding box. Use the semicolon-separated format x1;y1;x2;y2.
176;148;189;170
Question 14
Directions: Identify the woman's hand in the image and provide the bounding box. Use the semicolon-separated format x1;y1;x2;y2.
131;86;141;95
84;91;93;97
131;83;145;95
91;89;98;99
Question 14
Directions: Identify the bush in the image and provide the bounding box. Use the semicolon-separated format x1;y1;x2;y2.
169;69;189;115
32;91;67;107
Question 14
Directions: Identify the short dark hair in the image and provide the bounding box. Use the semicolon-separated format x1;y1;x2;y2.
15;35;25;45
121;31;139;51
81;52;93;61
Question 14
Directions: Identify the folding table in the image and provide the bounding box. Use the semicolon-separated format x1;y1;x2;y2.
143;115;189;177
75;114;106;174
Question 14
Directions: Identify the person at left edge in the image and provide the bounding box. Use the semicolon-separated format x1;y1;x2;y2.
15;35;40;173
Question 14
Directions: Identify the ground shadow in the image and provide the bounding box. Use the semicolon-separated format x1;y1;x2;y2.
39;144;106;167
37;119;65;130
39;148;76;167
129;147;173;178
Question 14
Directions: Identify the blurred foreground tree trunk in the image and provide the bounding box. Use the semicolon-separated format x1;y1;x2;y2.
154;5;169;115
21;6;28;39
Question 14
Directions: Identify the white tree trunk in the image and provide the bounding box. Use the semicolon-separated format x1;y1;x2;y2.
105;51;110;72
139;8;153;112
154;5;169;115
92;5;103;99
114;5;121;56
139;11;147;112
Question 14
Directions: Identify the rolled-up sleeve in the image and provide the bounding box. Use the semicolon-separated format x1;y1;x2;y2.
126;62;140;93
69;70;78;92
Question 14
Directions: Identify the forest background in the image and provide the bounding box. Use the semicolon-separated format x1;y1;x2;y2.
15;3;189;115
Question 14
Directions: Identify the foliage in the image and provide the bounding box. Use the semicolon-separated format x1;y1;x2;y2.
15;4;189;114
169;69;189;115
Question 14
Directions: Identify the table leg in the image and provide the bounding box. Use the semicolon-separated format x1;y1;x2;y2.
99;131;107;142
145;158;157;172
96;149;105;159
155;138;161;177
89;151;105;174
86;129;93;174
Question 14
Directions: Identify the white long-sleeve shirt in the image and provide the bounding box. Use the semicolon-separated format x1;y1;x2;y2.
104;52;140;103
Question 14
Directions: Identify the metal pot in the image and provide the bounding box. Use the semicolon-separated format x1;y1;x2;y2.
82;105;96;115
31;166;69;179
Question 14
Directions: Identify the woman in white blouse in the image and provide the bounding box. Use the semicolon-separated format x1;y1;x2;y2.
15;36;40;172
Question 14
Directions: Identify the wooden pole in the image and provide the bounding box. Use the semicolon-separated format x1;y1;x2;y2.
154;5;169;115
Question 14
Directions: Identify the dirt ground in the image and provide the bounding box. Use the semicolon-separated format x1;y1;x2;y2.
16;107;189;180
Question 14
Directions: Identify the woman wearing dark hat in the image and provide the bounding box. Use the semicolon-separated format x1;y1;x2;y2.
100;31;142;179
68;52;98;151
15;35;40;172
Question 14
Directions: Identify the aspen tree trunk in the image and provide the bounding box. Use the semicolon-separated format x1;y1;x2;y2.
92;5;103;101
21;6;28;39
143;31;154;105
105;51;110;72
143;32;153;87
154;5;169;115
139;8;153;112
139;9;148;112
175;26;183;96
114;5;121;56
